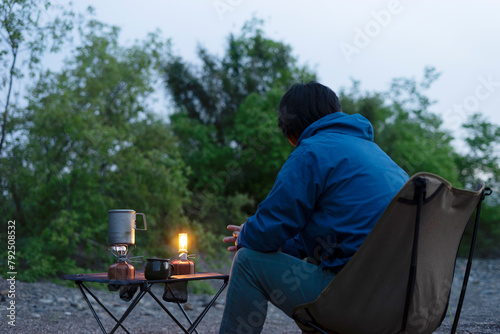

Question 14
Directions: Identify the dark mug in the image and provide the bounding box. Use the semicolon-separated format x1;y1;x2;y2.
144;258;174;280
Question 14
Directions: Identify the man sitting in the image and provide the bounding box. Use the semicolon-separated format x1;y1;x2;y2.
220;82;408;334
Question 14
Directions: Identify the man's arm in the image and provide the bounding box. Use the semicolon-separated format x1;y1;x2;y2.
237;146;323;252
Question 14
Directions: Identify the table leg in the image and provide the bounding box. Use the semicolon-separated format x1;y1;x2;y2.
108;285;149;334
186;278;228;334
80;283;133;334
77;282;107;334
175;301;200;334
147;289;189;334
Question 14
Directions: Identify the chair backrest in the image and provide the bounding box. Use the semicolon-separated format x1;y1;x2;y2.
292;172;485;334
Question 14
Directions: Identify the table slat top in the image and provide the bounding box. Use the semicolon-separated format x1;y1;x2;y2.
60;271;228;285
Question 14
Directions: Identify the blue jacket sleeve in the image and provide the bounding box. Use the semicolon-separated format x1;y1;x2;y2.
237;146;323;252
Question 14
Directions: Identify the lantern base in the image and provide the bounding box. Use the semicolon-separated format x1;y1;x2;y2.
171;259;195;275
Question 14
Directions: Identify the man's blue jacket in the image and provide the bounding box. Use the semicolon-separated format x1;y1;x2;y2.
237;112;409;272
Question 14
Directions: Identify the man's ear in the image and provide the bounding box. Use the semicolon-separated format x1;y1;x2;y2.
288;135;298;147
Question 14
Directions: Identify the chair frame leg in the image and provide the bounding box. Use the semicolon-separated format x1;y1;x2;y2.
401;177;426;332
450;187;491;334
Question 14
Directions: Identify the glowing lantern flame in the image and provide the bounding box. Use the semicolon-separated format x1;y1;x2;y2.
179;233;188;253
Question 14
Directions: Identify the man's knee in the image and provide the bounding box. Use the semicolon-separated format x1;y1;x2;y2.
235;247;252;257
231;248;276;281
232;247;255;271
234;247;266;263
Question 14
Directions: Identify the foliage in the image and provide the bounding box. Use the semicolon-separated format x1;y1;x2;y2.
454;113;500;191
1;8;500;284
340;67;460;184
163;18;314;207
0;0;74;155
0;0;74;281
188;280;216;295
1;20;193;280
454;113;500;256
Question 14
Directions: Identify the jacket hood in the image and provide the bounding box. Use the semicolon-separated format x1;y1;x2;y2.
297;112;374;146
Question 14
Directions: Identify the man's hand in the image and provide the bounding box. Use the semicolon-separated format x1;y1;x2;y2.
223;224;244;252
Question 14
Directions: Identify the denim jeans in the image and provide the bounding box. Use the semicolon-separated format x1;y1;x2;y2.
219;248;336;334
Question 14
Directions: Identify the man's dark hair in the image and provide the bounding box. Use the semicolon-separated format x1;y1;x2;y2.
278;81;342;139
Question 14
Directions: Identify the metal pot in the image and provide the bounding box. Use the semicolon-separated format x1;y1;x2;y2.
108;209;147;245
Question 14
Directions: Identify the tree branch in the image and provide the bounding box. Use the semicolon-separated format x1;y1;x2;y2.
0;47;17;155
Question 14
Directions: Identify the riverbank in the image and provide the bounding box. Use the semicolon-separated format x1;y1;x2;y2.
0;258;498;333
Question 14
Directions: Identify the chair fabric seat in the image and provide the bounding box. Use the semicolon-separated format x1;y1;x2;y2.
292;172;485;334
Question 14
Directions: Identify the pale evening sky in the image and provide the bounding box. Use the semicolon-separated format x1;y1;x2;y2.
49;0;500;142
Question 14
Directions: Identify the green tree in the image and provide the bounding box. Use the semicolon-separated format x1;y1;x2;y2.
3;20;191;280
0;0;74;155
340;67;460;184
455;113;500;190
163;19;315;231
454;113;500;256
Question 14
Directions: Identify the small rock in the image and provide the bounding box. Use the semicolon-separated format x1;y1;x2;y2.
64;312;72;316
0;289;9;296
481;289;494;295
32;313;41;319
56;297;67;303
183;302;194;311
39;298;54;304
469;277;480;284
143;309;156;316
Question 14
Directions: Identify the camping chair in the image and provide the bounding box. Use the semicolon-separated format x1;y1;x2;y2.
292;172;492;334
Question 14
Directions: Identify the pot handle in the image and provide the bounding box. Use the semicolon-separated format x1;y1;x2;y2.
134;213;147;231
169;263;175;277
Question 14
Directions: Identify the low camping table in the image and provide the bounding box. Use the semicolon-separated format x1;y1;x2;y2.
60;271;229;334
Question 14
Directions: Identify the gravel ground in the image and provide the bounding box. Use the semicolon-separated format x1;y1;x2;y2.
0;258;498;334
